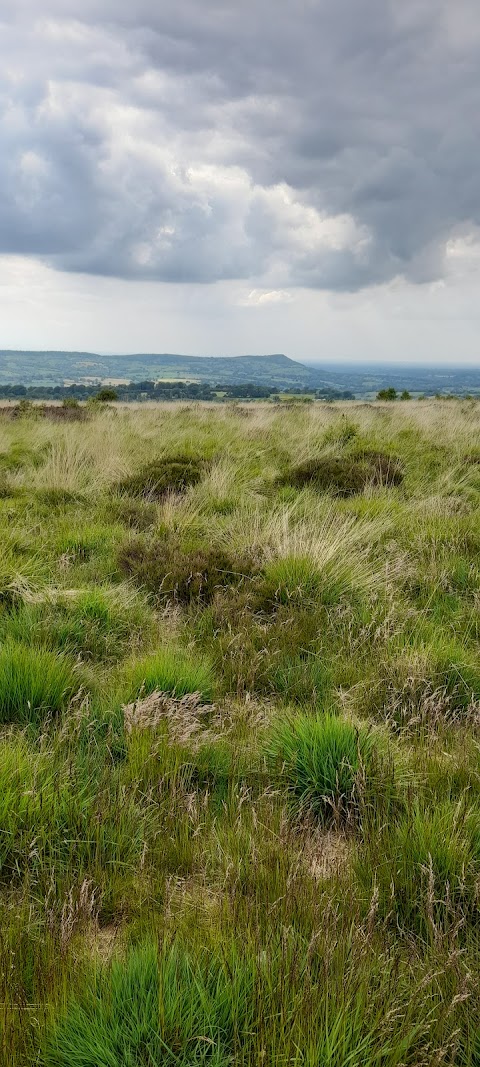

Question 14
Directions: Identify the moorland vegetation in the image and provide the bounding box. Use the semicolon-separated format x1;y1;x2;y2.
0;398;479;1065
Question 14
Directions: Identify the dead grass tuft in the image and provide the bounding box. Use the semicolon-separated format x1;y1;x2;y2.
123;689;214;745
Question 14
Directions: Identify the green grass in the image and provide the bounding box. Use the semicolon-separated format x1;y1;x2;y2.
356;801;480;937
0;399;479;1065
2;587;156;662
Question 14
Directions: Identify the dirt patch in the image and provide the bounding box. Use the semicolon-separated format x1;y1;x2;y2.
305;830;352;881
84;923;122;963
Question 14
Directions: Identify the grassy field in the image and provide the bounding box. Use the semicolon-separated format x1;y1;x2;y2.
0;399;479;1066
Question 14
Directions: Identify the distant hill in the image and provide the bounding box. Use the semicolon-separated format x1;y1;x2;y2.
0;351;478;396
0;351;337;390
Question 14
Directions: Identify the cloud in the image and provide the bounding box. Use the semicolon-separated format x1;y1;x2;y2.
243;289;295;307
1;0;479;291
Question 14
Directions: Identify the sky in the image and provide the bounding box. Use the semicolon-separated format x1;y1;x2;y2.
1;0;480;363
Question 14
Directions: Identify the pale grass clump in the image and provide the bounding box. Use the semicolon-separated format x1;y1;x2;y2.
123;689;214;744
190;456;263;510
222;500;391;595
0;539;47;604
29;418;135;493
155;492;209;538
31;432;103;493
402;398;480;450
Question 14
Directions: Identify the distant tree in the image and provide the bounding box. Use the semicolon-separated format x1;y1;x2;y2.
62;396;80;409
376;387;397;401
400;390;411;400
94;388;118;402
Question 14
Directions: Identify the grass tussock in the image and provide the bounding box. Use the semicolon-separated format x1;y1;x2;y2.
266;712;393;825
0;398;479;1065
42;941;254;1067
119;644;216;703
0;642;79;725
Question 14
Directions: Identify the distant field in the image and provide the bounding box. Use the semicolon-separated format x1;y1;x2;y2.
1;399;479;1065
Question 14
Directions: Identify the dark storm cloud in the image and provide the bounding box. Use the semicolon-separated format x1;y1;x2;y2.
1;0;479;289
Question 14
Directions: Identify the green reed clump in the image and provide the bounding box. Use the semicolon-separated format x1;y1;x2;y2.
3;588;155;662
0;643;79;725
356;801;480;937
42;941;254;1067
120;645;216;702
266;712;379;824
0;729;164;929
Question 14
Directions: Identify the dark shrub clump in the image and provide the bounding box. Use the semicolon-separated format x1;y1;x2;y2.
118;536;255;604
279;451;403;496
116;455;202;500
110;498;157;530
353;449;404;487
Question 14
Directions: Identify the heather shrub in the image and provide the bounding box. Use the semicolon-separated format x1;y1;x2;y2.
118;536;255;604
352;449;404;487
278;456;369;496
278;451;403;496
110;497;157;530
116;455;202;499
0;477;16;499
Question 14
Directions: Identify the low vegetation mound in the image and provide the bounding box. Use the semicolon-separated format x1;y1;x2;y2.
279;451;403;495
116;455;203;499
